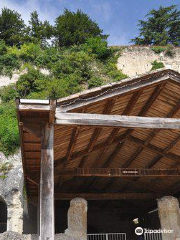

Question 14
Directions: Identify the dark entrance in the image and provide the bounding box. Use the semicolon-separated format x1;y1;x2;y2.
0;198;7;233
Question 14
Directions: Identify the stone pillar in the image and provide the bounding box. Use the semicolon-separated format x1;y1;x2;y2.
7;192;23;234
65;198;87;240
158;196;180;240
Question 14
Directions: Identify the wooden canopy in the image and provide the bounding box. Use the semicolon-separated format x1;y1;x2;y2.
16;69;180;203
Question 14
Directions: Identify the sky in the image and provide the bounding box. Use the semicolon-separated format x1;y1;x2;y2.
0;0;180;45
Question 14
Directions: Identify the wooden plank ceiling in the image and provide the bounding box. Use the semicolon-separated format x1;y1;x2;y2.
18;69;180;203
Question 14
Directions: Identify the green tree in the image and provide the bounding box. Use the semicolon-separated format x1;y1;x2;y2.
132;5;180;46
54;9;108;47
0;8;26;46
28;11;53;45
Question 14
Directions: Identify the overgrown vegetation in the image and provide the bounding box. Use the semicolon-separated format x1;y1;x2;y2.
151;45;175;58
0;7;128;155
151;46;166;54
151;60;165;71
0;103;19;155
0;161;13;179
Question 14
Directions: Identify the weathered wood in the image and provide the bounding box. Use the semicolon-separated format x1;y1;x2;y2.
55;133;180;166
19;104;51;111
57;70;176;111
56;113;180;129
55;192;161;200
55;168;180;177
40;124;54;240
79;99;116;168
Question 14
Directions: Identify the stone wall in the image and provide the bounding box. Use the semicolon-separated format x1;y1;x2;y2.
117;46;180;77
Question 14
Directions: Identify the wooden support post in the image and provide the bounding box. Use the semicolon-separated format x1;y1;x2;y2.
40;123;54;240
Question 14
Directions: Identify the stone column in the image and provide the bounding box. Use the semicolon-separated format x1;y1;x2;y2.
7;192;23;234
65;198;88;240
158;196;180;240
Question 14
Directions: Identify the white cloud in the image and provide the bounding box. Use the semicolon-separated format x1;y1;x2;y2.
0;0;58;24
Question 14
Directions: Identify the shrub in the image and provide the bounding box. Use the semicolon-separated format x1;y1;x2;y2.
18;43;42;62
83;37;111;59
0;85;17;103
0;40;7;55
102;50;127;82
0;103;19;156
52;51;92;80
151;60;165;70
151;46;166;54
165;44;175;57
0;53;20;77
47;75;82;99
88;77;103;88
16;67;50;97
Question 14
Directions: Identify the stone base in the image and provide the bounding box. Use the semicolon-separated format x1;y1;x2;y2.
0;231;24;240
0;232;78;240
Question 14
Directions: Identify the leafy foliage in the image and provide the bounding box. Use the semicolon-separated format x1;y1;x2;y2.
151;60;165;71
0;103;19;156
83;37;111;59
28;11;54;46
0;7;128;156
132;5;180;46
151;46;166;54
0;7;26;46
88;77;103;88
0;43;20;77
54;9;108;47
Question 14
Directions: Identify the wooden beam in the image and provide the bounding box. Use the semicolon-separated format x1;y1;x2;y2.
56;113;180;130
55;168;180;177
55;192;161;200
40;123;54;240
19;104;51;112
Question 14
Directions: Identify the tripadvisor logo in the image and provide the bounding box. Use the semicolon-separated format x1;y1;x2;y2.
135;227;174;235
135;227;143;235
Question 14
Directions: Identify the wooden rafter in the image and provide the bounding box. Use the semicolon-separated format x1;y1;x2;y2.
95;90;143;168
119;100;180;192
55;192;161;200
98;83;167;191
98;83;166;168
55;168;180;177
78;99;116;168
80;91;143;191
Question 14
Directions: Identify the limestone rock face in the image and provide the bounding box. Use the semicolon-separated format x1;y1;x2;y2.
0;151;24;233
117;46;180;77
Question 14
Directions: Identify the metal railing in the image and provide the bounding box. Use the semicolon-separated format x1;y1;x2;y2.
87;233;126;240
144;232;162;240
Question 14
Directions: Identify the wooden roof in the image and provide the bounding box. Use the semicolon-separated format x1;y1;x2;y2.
17;69;180;209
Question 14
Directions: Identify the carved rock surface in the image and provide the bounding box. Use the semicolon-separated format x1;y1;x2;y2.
0;231;24;240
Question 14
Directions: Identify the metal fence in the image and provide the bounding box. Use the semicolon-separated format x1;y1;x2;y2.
144;232;162;240
87;233;126;240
